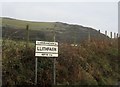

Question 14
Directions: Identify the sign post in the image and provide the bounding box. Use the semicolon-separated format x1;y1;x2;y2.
35;41;58;85
35;57;38;85
53;58;56;85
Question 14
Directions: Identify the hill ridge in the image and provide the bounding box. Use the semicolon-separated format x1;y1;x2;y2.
1;17;109;43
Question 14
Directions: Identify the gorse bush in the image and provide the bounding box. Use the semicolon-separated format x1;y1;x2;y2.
2;39;120;86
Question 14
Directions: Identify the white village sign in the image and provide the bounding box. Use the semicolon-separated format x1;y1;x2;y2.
35;41;58;57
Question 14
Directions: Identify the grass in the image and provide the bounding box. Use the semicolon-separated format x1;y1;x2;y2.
1;17;55;30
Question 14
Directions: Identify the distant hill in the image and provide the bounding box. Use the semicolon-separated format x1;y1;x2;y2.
1;17;109;43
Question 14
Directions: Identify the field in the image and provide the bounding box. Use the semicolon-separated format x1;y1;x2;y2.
2;38;120;86
1;17;56;30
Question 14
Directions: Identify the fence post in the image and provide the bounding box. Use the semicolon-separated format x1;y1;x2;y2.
88;30;91;43
117;33;119;38
114;32;116;38
98;30;100;39
105;30;107;36
26;25;29;48
98;30;100;33
110;32;112;39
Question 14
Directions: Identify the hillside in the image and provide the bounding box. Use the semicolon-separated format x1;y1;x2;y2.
1;17;109;43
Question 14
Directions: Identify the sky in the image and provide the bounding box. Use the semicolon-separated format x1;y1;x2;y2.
0;0;119;37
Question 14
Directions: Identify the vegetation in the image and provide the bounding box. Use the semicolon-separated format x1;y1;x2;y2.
2;38;120;86
1;17;120;86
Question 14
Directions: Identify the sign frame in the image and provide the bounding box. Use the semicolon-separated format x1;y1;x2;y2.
35;41;58;57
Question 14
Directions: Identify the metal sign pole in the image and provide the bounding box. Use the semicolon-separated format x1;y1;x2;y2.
53;58;56;85
53;24;56;85
35;57;38;85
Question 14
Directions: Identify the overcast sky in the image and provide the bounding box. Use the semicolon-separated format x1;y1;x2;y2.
1;1;119;36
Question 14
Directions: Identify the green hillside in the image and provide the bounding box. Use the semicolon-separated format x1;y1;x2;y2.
1;17;109;44
1;17;55;30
